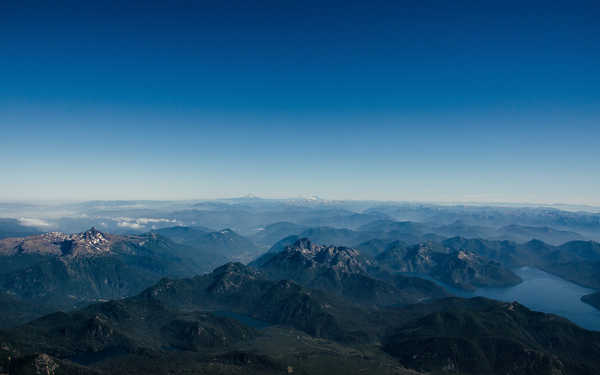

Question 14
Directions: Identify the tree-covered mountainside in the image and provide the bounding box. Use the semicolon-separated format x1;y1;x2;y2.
255;238;448;306
153;226;260;263
383;297;600;375
1;263;599;375
0;228;214;324
375;242;522;290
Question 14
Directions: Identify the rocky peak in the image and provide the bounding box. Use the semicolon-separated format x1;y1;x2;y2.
0;227;113;257
410;243;435;263
286;238;317;253
63;227;111;256
77;227;107;242
274;239;372;275
208;262;262;294
456;250;476;261
212;262;262;282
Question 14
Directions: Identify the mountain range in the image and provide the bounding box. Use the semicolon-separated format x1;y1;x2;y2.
152;226;263;263
375;242;522;290
253;238;449;306
1;262;600;375
2;202;600;374
0;228;207;324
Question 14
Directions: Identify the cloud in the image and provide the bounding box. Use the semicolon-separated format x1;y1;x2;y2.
115;217;176;230
136;218;176;224
19;217;51;227
117;221;144;229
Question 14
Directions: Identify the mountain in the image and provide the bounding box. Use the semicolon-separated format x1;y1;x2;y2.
433;222;585;245
106;262;362;342
151;225;213;244
376;242;522;291
150;226;229;266
358;220;428;234
0;262;423;375
0;292;57;329
442;237;530;266
3;266;600;375
495;224;585;245
357;220;438;244
152;226;260;264
0;218;42;239
358;218;590;246
0;228;206;322
255;238;448;306
0;351;101;375
363;204;600;240
196;229;261;263
442;237;597;267
442;237;600;276
265;234;300;254
581;291;600;311
249;221;307;248
542;261;600;289
296;227;367;247
556;240;600;262
532;241;600;288
251;227;378;267
248;235;300;268
167;204;388;235
5;298;259;358
383;297;600;375
432;220;495;239
0;291;274;374
295;209;391;229
0;227;115;257
260;231;600;293
354;239;394;258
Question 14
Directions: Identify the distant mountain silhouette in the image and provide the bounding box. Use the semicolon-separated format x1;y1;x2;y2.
152;226;260;263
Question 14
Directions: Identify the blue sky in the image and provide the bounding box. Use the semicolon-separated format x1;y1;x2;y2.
1;1;599;204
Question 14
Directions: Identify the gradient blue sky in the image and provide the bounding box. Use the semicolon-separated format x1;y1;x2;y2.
1;1;599;204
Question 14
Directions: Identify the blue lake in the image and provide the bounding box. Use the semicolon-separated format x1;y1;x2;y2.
420;267;600;331
209;269;600;332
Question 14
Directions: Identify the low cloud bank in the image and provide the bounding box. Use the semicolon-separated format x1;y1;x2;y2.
116;217;176;230
19;217;51;227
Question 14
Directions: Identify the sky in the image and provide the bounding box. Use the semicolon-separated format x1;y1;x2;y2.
1;1;599;205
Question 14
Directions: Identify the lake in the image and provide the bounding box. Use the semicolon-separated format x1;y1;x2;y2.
423;267;600;331
211;269;600;331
